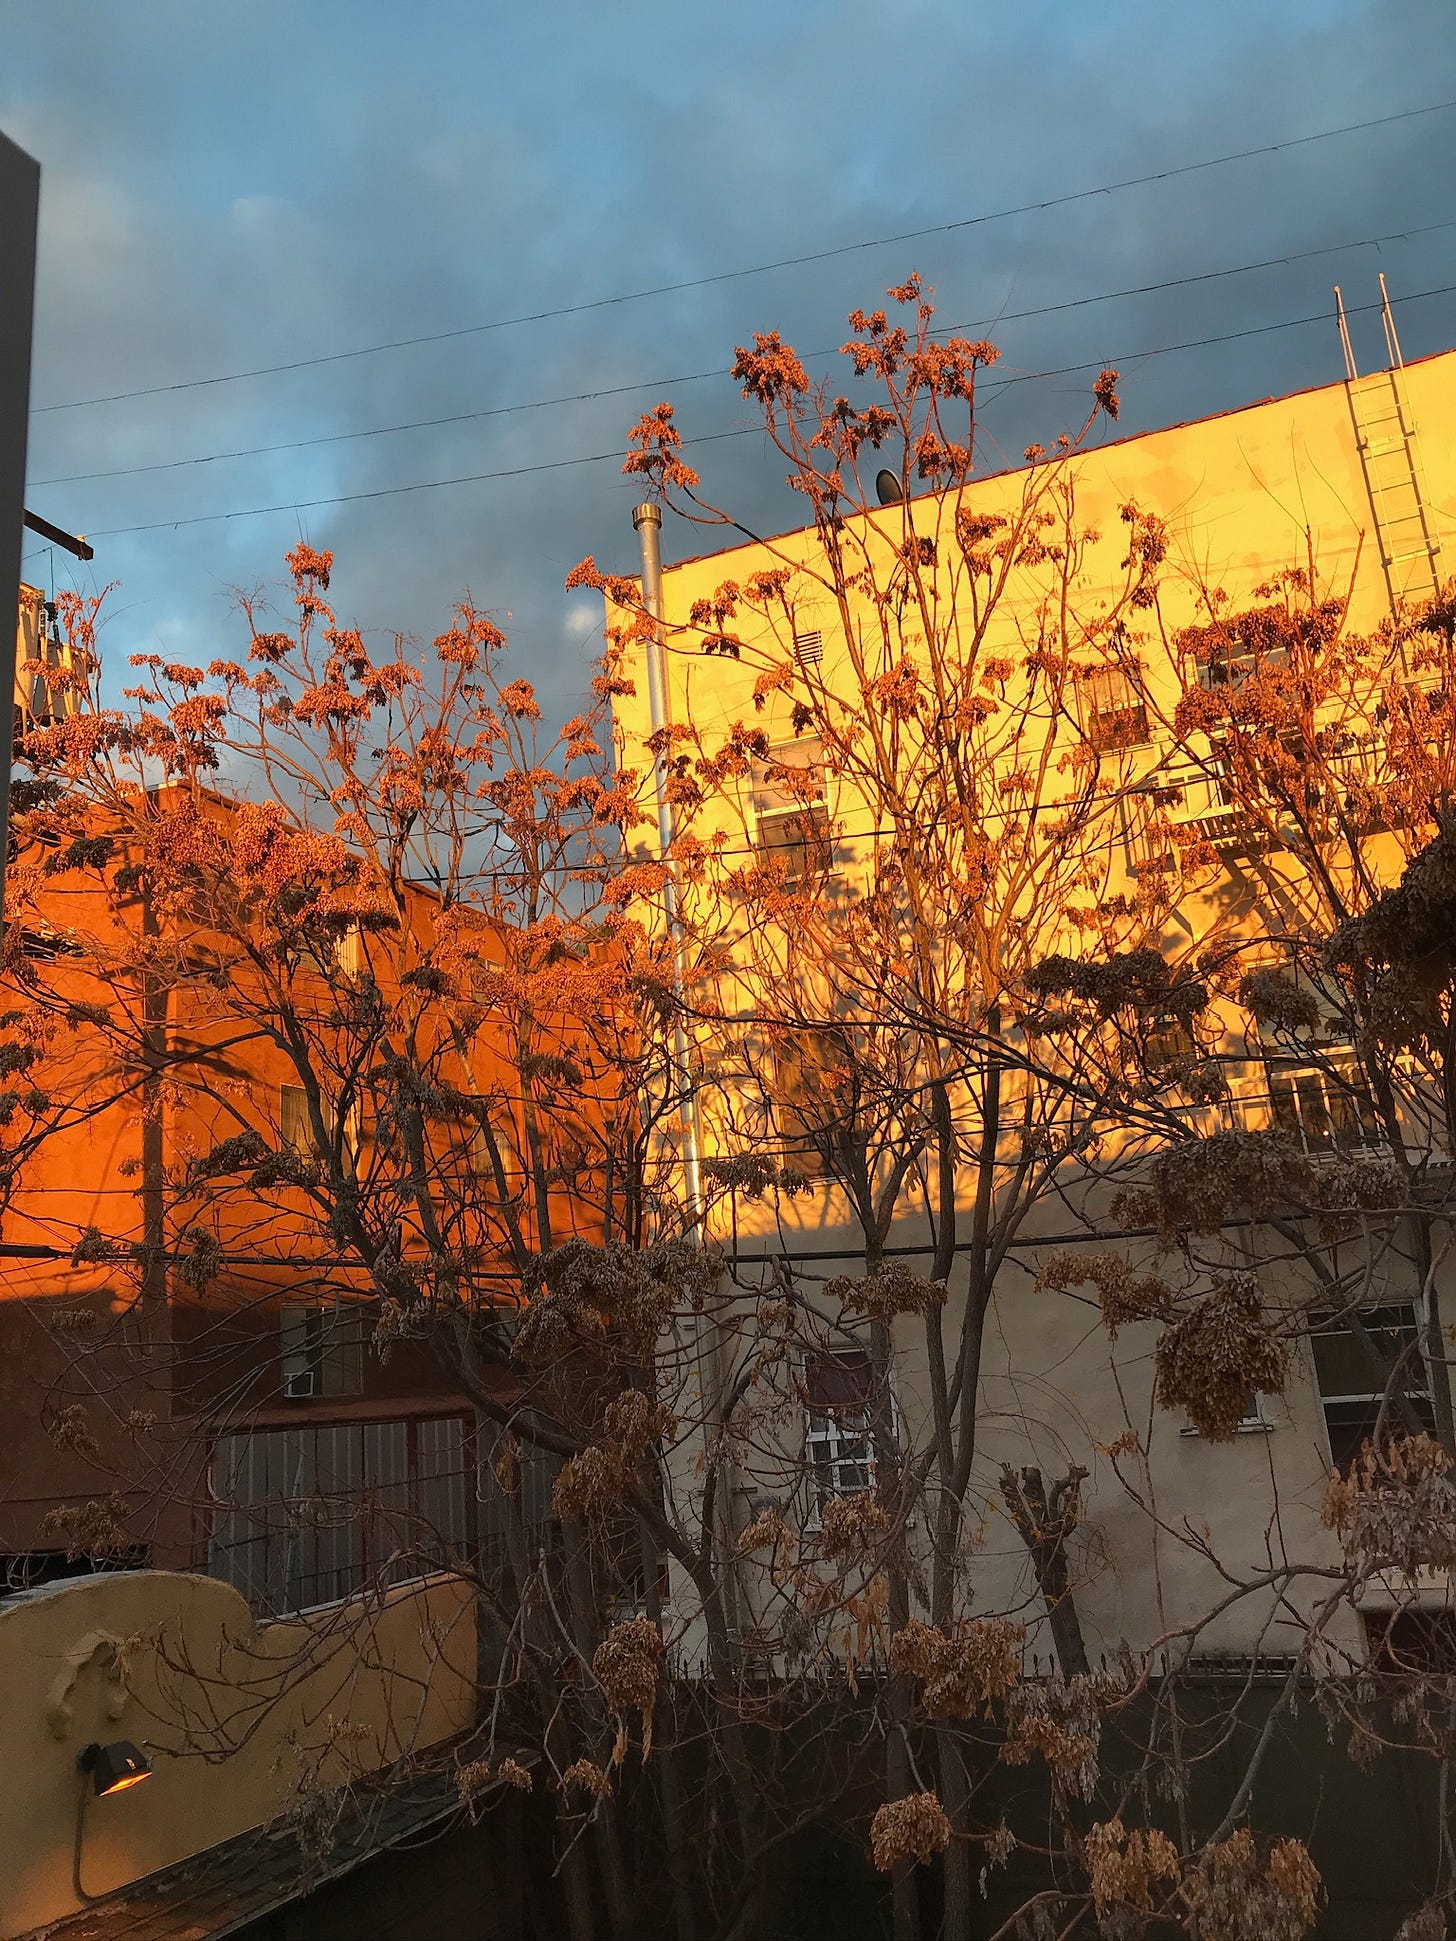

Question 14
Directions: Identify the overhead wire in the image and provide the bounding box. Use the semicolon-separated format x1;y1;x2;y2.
28;216;1456;492
74;280;1456;541
30;94;1456;416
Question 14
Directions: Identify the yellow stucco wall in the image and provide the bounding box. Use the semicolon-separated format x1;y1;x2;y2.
621;346;1456;752
0;1568;476;1937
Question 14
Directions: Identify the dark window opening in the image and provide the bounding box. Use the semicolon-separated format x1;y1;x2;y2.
0;1547;150;1598
1144;1019;1199;1071
1199;638;1289;690
279;1083;310;1153
279;1300;367;1401
1082;665;1149;751
1364;1607;1456;1675
1310;1303;1436;1471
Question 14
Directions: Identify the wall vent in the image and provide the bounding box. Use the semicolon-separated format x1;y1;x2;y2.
794;629;824;667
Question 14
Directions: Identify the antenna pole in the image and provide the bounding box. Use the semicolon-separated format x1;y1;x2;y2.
1334;285;1359;383
1379;272;1406;372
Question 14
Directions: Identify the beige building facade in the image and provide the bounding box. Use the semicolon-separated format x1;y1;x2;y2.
611;341;1456;1669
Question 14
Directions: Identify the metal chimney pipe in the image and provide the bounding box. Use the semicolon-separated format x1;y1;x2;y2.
632;501;703;1230
632;504;742;1626
633;503;675;865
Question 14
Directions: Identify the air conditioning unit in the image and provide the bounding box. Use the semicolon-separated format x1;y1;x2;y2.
282;1367;316;1401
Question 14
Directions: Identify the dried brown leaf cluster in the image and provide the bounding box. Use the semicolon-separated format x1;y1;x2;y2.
1238;967;1324;1033
1119;1130;1398;1240
1393;1907;1448;1941
593;1617;663;1718
552;1388;672;1521
456;1757;533;1821
1037;1249;1172;1338
1323;1432;1456;1574
737;1505;795;1558
1084;1816;1179;1914
50;1403;100;1462
515;1236;717;1362
817;1490;890;1562
1154;1276;1288;1440
40;1492;129;1559
1185;1830;1322;1941
560;1757;613;1800
48;1305;100;1336
1004;1673;1121;1800
701;1153;812;1200
827;1261;948;1323
869;1790;953;1870
890;1616;1024;1718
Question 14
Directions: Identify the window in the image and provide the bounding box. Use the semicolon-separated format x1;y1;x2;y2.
751;739;832;883
1144;1019;1198;1071
1309;1303;1436;1471
279;1083;311;1153
476;1437;562;1597
1082;665;1149;752
279;1300;367;1401
1182;1392;1271;1436
772;1029;853;1178
13;922;83;962
1198;636;1288;690
804;1350;877;1513
0;1547;149;1599
1120;787;1172;877
335;924;364;978
1363;1606;1456;1675
1265;1051;1382;1154
208;1414;475;1615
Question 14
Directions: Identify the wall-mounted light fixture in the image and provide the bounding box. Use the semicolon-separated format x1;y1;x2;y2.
79;1739;151;1797
74;1741;152;1903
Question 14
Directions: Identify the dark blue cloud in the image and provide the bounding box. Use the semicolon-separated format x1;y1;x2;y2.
4;0;1454;721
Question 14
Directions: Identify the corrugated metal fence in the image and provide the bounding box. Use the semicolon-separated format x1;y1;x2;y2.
208;1414;478;1614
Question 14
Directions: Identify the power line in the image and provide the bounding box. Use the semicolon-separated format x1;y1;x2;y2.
76;282;1456;542
31;95;1456;416
30;217;1456;491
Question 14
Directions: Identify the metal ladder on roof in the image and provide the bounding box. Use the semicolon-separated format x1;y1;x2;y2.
1335;275;1443;618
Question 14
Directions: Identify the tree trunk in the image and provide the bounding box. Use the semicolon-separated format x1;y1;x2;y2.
935;1725;971;1940
641;1519;697;1941
998;1464;1091;1680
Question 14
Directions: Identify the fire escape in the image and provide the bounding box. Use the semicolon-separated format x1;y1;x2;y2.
1335;275;1444;619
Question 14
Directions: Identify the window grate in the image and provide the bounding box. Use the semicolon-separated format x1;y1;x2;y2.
794;629;824;667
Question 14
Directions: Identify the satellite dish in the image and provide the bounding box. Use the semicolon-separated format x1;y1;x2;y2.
874;469;904;506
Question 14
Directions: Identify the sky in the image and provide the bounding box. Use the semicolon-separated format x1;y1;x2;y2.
4;0;1456;728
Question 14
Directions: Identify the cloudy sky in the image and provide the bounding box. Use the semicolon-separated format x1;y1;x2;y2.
4;0;1455;725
